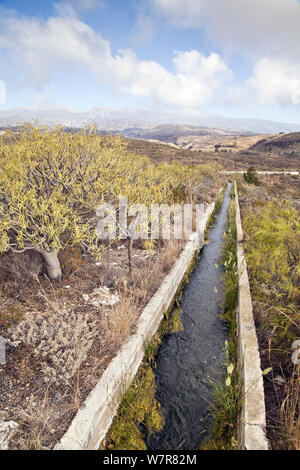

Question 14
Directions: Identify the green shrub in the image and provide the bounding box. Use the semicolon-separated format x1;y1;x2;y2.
243;167;260;186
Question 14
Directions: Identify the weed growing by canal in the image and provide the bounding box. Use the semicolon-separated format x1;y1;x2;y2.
103;364;163;450
222;186;238;359
204;186;226;240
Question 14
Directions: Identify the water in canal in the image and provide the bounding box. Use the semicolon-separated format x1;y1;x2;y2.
148;183;232;450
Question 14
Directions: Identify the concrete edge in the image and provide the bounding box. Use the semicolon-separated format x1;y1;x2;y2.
54;202;216;450
234;182;268;451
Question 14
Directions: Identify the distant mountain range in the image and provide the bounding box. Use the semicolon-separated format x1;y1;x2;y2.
122;124;236;142
1;106;300;135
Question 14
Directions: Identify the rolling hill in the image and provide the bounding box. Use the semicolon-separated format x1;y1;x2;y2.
250;132;300;153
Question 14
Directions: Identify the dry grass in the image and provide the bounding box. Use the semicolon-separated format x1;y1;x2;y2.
158;239;183;274
99;295;139;350
12;375;87;450
0;249;44;286
281;371;300;450
14;391;65;450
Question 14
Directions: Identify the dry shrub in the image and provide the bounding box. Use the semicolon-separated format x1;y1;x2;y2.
158;240;182;275
100;295;139;351
12;386;83;450
13;392;64;450
7;299;98;385
281;371;300;450
128;240;182;299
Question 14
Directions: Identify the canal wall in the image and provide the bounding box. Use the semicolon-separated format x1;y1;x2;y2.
234;182;268;450
54;202;216;450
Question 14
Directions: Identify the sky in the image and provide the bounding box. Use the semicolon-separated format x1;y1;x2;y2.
0;0;300;123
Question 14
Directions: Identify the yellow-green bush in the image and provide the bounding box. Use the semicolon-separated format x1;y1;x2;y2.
244;200;300;343
0;124;218;281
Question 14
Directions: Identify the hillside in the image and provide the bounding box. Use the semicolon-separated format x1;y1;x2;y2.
1;124;299;171
250;132;300;153
175;133;271;152
126;136;300;171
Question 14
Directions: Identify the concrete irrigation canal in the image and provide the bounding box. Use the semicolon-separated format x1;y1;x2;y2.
55;181;267;450
148;184;232;450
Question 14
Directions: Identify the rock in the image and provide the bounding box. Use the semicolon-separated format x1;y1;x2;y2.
90;286;120;307
83;287;120;307
52;392;62;404
0;421;18;450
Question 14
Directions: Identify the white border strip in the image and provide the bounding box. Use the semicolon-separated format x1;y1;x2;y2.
234;182;268;450
54;203;215;450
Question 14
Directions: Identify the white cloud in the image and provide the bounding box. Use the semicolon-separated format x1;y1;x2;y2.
0;80;6;105
226;58;300;107
125;51;232;107
125;50;232;107
0;8;128;89
149;0;300;61
150;0;300;107
248;58;300;106
0;8;232;108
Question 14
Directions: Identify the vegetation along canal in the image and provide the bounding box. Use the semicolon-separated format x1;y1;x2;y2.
148;183;232;450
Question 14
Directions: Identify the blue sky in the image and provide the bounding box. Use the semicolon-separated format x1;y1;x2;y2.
0;0;300;123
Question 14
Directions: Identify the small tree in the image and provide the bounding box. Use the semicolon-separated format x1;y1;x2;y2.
0;124;128;280
0;124;220;281
243;167;260;186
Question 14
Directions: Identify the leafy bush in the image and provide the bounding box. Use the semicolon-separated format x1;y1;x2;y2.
243;166;260;186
